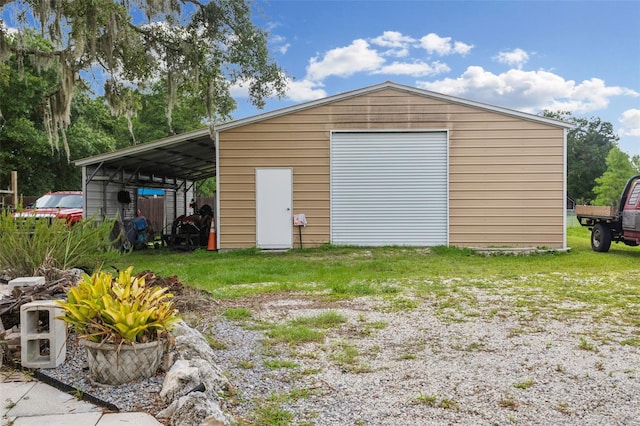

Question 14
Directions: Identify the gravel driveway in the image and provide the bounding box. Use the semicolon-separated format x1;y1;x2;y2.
204;292;640;425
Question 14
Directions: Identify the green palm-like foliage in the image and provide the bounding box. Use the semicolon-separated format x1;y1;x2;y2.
57;267;180;344
0;211;119;279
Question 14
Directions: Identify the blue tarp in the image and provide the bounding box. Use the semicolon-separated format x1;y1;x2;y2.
138;188;165;196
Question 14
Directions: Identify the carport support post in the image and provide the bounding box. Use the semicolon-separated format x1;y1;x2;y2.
11;171;17;208
175;179;188;216
102;182;108;221
185;180;196;214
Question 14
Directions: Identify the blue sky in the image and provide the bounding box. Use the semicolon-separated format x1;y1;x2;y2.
229;0;640;157
2;1;638;157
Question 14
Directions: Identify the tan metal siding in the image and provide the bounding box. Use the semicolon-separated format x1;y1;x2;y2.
218;88;565;249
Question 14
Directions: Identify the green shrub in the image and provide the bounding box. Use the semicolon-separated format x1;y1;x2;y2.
57;266;180;344
0;210;119;279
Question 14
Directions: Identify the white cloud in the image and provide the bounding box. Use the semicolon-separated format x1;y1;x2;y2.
453;41;473;56
420;33;473;56
418;66;639;113
619;109;640;137
229;76;326;103
265;21;280;32
494;48;529;68
0;21;17;35
285;79;327;102
302;33;471;82
270;34;290;54
370;31;416;57
229;81;250;99
278;43;291;54
549;78;639;112
306;39;385;81
374;60;450;77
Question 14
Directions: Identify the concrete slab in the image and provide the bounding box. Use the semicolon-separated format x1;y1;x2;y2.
0;373;163;426
6;382;101;417
12;412;103;426
97;412;163;425
0;382;36;417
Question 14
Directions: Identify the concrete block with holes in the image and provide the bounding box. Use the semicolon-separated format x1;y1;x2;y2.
20;300;66;368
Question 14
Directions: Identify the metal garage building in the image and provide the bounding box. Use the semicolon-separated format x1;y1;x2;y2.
77;81;572;250
215;81;571;250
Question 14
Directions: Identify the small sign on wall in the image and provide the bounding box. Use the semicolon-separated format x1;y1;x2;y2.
293;213;307;248
293;213;307;227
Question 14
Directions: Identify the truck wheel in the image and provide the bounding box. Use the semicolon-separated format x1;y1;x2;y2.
591;223;612;252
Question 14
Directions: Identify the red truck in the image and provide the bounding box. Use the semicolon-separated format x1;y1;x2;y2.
576;175;640;252
13;191;83;225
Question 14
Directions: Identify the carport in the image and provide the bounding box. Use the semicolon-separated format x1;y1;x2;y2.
75;127;216;238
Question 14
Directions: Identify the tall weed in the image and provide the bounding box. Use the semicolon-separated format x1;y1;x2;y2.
0;210;120;279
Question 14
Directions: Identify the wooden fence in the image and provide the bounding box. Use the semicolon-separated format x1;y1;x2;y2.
137;197;166;236
1;195;38;211
137;195;216;237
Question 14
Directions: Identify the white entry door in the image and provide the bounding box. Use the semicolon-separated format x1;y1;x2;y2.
256;168;293;249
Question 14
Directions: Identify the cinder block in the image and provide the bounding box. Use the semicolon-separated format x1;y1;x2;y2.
9;276;45;291
20;300;66;368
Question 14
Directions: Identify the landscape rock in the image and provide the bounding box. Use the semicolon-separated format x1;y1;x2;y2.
189;358;230;398
172;320;201;338
173;324;219;358
160;359;199;401
175;333;218;363
160;356;229;402
158;321;231;424
165;392;229;426
172;322;228;386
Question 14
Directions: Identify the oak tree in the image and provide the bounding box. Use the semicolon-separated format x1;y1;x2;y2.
593;147;640;206
0;38;119;194
1;0;287;158
543;111;618;204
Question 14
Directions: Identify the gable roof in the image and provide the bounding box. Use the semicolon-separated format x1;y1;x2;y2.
216;81;573;132
75;81;571;184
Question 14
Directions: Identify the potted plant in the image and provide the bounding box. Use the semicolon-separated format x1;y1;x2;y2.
57;266;180;385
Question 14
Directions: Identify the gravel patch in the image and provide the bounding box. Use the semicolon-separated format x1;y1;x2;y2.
35;290;640;425
37;335;166;413
209;294;640;425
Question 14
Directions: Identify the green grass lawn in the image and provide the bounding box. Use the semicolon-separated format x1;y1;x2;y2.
117;226;639;326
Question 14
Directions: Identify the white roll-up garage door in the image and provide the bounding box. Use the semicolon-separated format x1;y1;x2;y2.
331;131;448;246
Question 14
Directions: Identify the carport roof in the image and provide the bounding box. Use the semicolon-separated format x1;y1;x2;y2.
75;127;214;183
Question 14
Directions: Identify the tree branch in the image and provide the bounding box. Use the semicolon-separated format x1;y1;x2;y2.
8;45;63;58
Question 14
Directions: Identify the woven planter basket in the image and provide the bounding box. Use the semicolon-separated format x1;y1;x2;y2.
81;339;164;385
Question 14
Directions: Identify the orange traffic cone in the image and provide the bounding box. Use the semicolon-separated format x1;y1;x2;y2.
207;218;217;251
